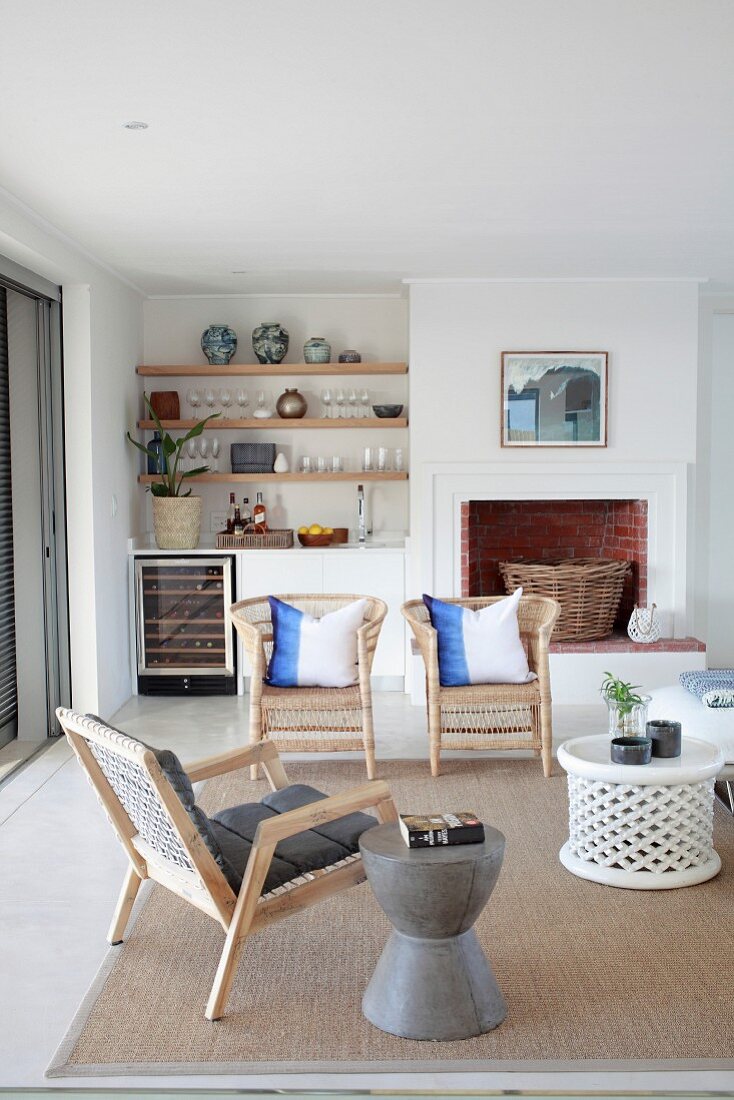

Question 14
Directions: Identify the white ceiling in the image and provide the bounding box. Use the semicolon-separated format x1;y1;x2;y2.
1;0;733;294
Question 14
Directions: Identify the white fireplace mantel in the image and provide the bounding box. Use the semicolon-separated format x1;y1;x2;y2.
421;461;691;638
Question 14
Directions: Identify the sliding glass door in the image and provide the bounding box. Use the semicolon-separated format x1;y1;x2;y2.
0;288;18;748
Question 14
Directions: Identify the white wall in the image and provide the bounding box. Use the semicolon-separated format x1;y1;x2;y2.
141;296;408;536
0;192;144;717
408;280;700;607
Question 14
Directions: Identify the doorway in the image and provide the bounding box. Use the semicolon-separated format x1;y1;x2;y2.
0;257;69;755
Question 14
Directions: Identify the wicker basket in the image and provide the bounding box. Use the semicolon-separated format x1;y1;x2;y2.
216;529;293;549
499;557;631;641
152;496;202;550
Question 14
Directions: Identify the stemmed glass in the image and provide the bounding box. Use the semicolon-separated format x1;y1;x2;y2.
335;388;346;418
321;387;333;419
219;388;233;418
235;388;249;419
203;388;217;417
199;437;209;471
211;437;220;472
347;388;359;419
359;387;370;417
255;389;269;416
186;438;197;473
187;387;201;420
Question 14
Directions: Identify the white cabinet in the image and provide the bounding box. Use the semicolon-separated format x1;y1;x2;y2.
322;552;405;680
235;549;406;688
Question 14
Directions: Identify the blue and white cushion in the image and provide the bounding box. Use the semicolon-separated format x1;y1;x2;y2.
266;597;368;689
423;588;536;688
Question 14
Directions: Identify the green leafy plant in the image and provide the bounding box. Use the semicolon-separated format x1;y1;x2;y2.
601;670;646;736
127;394;219;497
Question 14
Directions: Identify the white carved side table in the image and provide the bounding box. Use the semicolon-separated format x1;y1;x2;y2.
557;734;723;889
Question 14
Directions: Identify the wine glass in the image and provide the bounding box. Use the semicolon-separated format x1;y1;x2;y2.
187;388;201;420
335;388;346;418
320;387;333;419
359;387;370;417
211;436;220;472
235;388;249;417
347;388;358;418
186;438;197;473
219;387;233;417
199;437;209;471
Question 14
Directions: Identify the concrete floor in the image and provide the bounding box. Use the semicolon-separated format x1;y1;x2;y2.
1;693;732;1094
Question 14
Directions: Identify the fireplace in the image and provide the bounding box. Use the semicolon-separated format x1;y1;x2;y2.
461;498;648;631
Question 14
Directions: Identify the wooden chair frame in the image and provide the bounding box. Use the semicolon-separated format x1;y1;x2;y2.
402;595;560;778
230;594;387;780
57;708;398;1021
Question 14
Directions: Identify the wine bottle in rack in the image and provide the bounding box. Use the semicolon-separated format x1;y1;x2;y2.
253;491;267;528
226;492;236;534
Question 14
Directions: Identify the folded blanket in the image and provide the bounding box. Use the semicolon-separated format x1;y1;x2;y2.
680;670;734;708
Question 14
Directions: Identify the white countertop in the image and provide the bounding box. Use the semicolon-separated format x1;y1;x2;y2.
128;535;407;555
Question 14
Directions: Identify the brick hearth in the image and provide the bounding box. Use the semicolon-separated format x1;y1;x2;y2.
461;498;648;629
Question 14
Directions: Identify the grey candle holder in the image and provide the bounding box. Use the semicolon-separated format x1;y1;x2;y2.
647;719;682;758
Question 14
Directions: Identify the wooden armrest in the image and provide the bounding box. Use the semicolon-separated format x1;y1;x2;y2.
187;739;282;783
254;780;393;846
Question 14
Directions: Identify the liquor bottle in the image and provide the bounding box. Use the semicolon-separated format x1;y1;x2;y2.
242;496;252;525
147;431;164;475
233;503;244;535
253;491;267;528
226;492;236;533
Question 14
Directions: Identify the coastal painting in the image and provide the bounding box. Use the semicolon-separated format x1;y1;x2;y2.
501;351;608;447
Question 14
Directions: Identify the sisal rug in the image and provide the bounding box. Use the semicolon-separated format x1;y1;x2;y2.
48;758;734;1076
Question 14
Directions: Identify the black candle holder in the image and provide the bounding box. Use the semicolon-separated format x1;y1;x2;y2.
646;719;682;758
610;736;652;765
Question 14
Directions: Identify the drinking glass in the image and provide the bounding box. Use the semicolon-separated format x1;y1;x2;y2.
335;388;346;418
362;447;373;471
359;387;370;417
377;446;389;471
199;437;209;466
187;388;201;420
211;436;220;472
320;387;333;419
393;447;404;472
186;438;197;472
219;387;233;416
204;388;217;415
316;456;327;473
347;388;358;418
235;388;249;416
331;455;343;472
255;389;269;416
300;456;312;473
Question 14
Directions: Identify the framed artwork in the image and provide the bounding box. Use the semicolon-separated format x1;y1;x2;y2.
501;351;608;447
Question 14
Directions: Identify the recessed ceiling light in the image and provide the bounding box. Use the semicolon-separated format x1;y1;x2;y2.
232;270;248;274
123;121;149;130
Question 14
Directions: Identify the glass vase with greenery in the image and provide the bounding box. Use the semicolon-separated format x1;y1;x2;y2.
600;671;651;737
127;394;219;495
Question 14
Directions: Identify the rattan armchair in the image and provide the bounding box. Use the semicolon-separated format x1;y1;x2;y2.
230;594;387;780
402;595;560;778
58;708;397;1021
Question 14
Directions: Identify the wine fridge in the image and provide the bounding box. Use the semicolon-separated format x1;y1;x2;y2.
134;557;236;695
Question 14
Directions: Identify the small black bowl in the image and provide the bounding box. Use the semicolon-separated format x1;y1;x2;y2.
372;404;404;418
646;719;682;758
610;736;652;765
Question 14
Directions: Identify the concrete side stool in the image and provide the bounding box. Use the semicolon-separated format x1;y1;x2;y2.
359;823;507;1041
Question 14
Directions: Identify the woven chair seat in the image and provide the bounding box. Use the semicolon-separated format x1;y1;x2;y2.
261;683;362;711
439;679;541;707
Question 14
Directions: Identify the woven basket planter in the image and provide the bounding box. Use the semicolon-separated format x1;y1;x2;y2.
152;496;202;550
499;557;631;641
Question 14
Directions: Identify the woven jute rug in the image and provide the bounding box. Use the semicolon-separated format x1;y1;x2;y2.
48;758;734;1076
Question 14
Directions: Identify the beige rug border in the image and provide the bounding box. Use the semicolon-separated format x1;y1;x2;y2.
46;884;734;1079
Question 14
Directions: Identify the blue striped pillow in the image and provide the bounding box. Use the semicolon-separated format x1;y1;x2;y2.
266;596;368;688
423;589;536;687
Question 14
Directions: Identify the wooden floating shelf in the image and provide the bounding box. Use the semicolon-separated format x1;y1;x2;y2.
137;417;407;430
137;362;408;377
138;472;408;484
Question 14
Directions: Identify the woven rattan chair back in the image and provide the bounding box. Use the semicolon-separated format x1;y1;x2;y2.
402;594;560;778
230;594;387;778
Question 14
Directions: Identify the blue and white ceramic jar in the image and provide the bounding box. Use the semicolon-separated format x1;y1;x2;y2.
303;336;331;364
201;323;237;365
252;322;289;365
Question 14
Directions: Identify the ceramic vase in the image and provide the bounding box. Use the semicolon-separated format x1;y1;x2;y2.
276;387;307;418
338;349;361;363
252;322;289;365
303;336;331;364
201;324;237;365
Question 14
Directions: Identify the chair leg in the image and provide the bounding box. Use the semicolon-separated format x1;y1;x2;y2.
107;864;142;945
428;691;441;777
249;701;264;781
540;702;553;778
206;843;275;1021
363;706;376;780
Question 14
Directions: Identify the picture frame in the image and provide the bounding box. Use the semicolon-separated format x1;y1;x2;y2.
501;351;608;448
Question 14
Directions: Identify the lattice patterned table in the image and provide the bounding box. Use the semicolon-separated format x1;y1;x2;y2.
557;734;723;889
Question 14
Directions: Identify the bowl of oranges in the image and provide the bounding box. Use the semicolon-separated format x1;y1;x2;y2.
297;523;334;548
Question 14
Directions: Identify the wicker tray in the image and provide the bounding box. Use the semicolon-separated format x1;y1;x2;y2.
499;557;631;641
216;529;294;550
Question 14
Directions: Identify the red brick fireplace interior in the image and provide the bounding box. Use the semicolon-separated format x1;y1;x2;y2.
461;499;648;631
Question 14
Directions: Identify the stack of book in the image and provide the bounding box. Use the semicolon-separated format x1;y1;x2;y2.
399;812;485;848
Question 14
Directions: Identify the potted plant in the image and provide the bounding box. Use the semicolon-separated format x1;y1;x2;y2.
127;395;219;550
600;670;652;765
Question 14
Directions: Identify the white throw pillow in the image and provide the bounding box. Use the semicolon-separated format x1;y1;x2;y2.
266;596;368;688
423;588;536;687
